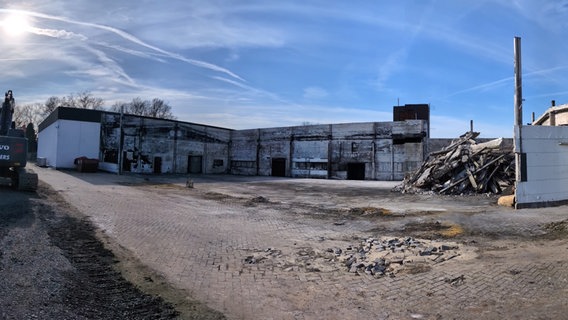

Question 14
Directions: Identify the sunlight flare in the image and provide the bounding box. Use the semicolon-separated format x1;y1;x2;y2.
2;13;31;37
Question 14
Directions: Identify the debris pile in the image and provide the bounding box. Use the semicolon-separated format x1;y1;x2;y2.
333;237;461;277
241;236;471;278
395;131;515;195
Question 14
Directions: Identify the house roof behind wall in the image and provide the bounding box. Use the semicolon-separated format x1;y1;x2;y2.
533;104;568;125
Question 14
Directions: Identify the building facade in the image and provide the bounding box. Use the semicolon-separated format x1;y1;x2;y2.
38;105;430;180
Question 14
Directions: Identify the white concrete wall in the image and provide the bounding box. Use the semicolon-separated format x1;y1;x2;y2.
37;121;59;167
515;125;568;208
38;119;101;169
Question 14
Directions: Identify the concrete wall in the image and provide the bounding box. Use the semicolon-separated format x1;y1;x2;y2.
37;119;100;169
229;129;259;175
260;127;293;176
515;125;568;208
99;114;232;174
39;108;429;180
37;121;58;168
228;120;428;181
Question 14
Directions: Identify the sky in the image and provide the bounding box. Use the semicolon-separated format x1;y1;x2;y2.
0;1;567;138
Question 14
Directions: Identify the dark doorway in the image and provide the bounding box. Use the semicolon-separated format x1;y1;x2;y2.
271;158;286;177
153;157;162;174
187;155;203;174
122;151;131;172
347;163;365;180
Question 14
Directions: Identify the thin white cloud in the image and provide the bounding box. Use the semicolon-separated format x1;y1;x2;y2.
70;44;136;86
375;49;408;91
444;65;568;99
430;115;513;138
303;86;329;100
211;76;292;105
0;8;245;82
509;0;568;30
28;26;86;40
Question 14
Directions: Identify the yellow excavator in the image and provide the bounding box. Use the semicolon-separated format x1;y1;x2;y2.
0;90;38;191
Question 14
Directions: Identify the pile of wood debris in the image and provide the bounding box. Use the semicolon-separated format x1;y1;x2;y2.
395;131;515;195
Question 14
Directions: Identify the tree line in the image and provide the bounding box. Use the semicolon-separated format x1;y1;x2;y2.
12;91;176;132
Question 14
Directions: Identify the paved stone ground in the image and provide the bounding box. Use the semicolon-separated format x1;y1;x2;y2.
37;167;568;320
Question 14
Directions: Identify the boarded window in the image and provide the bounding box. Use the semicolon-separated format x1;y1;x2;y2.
231;160;255;168
351;142;359;152
294;162;327;170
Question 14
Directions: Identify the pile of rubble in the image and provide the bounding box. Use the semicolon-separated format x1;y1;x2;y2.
242;236;467;278
395;131;515;195
332;237;461;277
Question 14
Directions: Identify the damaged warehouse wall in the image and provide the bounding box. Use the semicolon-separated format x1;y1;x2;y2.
100;113;231;174
515;125;568;208
39;107;429;181
229;120;428;180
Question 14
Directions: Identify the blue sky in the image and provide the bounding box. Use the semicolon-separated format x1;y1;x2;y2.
0;1;567;138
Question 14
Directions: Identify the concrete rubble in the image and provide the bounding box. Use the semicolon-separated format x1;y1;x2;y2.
334;237;461;277
394;131;515;195
242;236;466;278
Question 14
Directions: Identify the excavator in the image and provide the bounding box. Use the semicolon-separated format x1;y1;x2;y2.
0;90;38;191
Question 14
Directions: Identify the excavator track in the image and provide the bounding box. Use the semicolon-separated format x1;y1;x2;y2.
14;167;38;191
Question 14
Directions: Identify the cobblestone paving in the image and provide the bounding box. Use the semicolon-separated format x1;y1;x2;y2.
38;168;568;320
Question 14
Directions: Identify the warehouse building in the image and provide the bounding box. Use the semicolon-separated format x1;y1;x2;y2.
38;104;430;180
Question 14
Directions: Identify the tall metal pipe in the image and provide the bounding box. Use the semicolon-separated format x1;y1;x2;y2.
514;37;522;126
514;36;524;187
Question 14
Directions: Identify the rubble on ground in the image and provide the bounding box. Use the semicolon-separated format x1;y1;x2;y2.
394;131;515;195
333;237;461;277
242;236;470;278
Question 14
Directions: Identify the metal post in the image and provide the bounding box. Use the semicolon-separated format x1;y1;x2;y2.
514;36;523;126
118;106;124;175
514;36;523;185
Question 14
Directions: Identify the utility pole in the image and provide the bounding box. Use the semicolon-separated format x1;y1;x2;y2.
514;36;524;184
118;105;124;175
514;36;523;127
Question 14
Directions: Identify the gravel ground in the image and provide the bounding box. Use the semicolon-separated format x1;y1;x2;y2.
0;182;225;320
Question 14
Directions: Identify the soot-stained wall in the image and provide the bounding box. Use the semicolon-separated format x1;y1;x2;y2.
100;113;231;174
229;120;428;180
42;108;428;180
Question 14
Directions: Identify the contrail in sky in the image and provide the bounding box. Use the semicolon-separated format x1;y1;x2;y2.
0;8;245;82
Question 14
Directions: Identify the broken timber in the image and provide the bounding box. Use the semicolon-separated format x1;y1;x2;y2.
395;131;515;195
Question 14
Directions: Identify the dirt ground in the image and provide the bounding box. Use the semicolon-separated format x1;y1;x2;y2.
3;172;568;319
0;182;224;320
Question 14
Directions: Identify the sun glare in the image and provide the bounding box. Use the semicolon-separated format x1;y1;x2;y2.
2;13;30;37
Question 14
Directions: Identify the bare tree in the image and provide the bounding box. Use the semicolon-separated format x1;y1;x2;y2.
109;101;128;113
75;91;104;110
110;97;176;120
42;91;104;114
42;96;60;117
13;103;43;130
149;98;175;119
129;97;149;116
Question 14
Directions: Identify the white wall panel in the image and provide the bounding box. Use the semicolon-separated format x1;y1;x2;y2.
516;125;568;207
37;121;59;167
